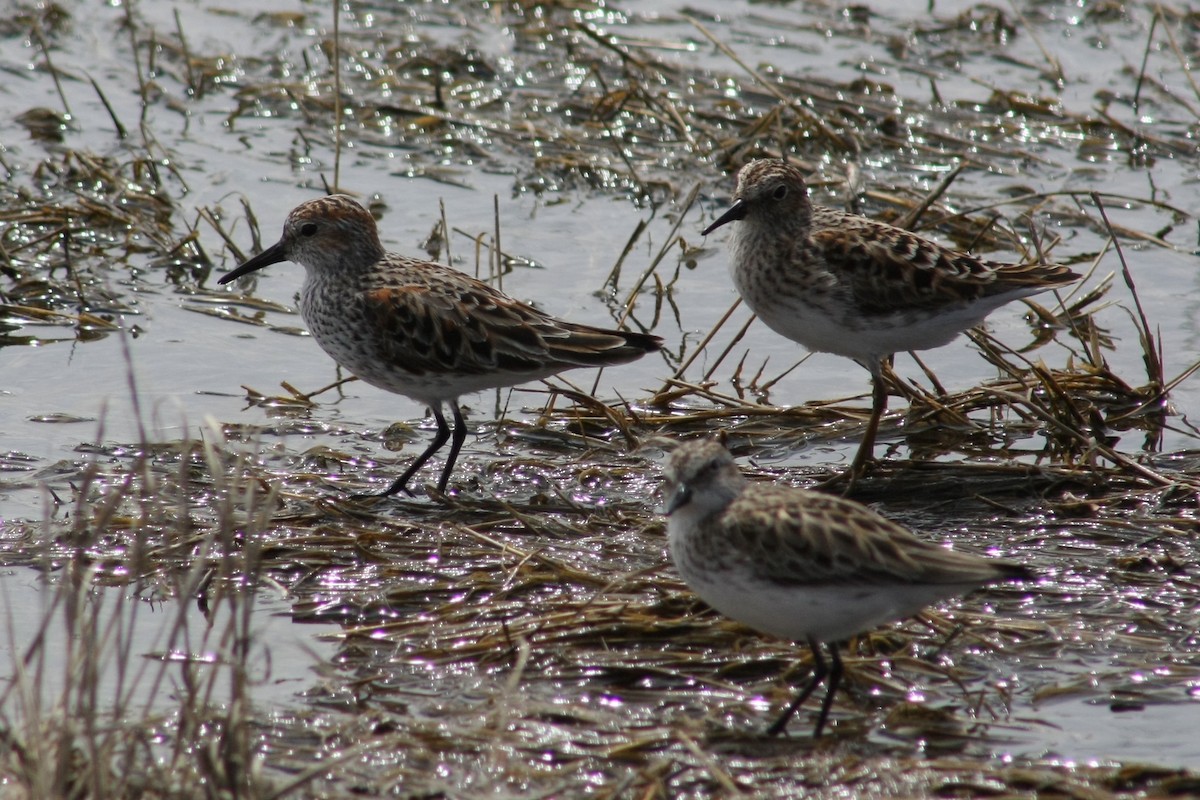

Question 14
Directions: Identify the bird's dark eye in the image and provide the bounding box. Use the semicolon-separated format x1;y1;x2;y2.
772;184;788;200
299;222;318;237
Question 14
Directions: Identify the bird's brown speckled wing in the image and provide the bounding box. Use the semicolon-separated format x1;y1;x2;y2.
721;486;1025;587
809;211;1076;316
360;261;659;377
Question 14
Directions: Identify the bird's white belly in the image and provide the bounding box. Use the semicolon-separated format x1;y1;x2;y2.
682;568;959;644
740;289;994;365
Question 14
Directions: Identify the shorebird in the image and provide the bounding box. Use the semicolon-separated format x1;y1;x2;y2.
219;194;661;497
663;438;1034;736
703;159;1079;482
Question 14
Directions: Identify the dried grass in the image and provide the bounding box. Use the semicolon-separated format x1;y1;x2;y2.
2;0;1199;797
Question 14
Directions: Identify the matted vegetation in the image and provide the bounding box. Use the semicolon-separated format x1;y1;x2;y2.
2;0;1199;797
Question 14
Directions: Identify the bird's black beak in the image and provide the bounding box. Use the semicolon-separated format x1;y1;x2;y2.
664;483;692;516
218;240;288;285
701;199;747;236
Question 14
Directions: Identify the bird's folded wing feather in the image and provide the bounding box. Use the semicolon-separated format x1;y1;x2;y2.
359;268;647;376
725;488;1010;587
810;225;1002;314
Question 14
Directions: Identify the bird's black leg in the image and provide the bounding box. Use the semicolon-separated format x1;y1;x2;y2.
766;637;833;737
846;363;888;490
816;358;886;494
356;405;451;499
812;642;844;738
435;403;468;493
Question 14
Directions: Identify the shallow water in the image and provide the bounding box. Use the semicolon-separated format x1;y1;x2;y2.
1018;696;1200;770
1;0;1195;495
2;0;1199;792
0;567;341;755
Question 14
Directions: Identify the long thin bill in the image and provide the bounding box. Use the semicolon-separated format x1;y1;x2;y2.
700;199;747;236
217;240;288;284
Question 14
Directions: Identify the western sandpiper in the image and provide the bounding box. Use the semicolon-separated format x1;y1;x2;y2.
663;438;1032;737
219;194;661;497
702;159;1080;481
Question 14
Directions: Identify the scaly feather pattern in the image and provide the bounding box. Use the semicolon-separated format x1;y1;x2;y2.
219;194;661;496
703;159;1080;482
663;438;1033;737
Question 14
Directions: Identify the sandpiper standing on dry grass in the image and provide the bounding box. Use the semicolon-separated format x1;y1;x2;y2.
219;194;661;498
702;159;1080;482
663;438;1033;737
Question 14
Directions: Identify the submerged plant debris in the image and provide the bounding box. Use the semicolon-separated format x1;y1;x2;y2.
1;0;1199;797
